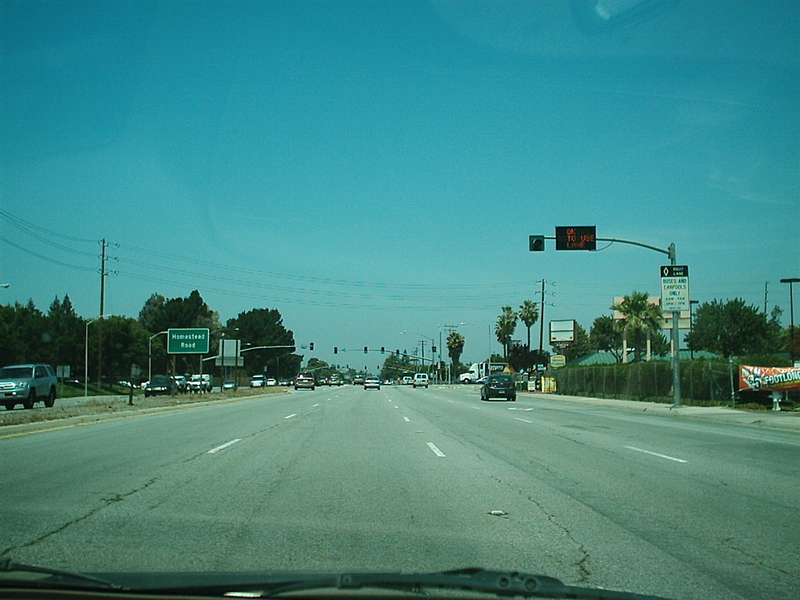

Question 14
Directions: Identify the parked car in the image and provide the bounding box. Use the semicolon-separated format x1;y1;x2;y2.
266;378;277;386
412;373;429;388
222;380;238;391
172;375;187;392
480;374;517;402
144;375;175;397
0;363;57;410
250;374;265;387
187;374;214;393
294;372;316;390
364;376;381;390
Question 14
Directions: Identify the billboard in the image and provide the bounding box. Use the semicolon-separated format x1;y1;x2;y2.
549;320;576;343
738;365;800;392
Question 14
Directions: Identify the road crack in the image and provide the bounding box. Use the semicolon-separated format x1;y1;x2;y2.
1;477;158;557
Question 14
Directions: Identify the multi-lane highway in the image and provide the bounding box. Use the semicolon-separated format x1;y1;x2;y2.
1;385;798;599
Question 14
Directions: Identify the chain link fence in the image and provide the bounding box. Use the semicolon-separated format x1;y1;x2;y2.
553;359;740;406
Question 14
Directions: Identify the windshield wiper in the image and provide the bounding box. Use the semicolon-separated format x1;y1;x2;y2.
0;558;121;590
111;567;675;600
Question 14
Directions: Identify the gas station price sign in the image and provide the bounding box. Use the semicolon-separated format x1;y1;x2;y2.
555;226;596;250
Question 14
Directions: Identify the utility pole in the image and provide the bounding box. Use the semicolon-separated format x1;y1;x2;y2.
538;280;546;353
97;239;108;391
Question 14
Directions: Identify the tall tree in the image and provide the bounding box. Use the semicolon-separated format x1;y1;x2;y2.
446;331;465;372
686;298;781;358
610;292;663;362
518;300;539;350
495;306;518;358
562;323;592;363
590;315;623;361
47;295;84;372
227;308;299;378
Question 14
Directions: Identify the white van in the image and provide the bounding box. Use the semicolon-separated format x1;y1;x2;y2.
412;373;429;388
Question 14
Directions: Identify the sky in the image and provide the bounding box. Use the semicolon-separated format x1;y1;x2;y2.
1;0;798;368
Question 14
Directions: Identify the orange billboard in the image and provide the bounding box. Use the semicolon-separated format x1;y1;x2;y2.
739;365;800;392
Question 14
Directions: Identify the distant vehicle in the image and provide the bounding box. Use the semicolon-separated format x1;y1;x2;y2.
402;376;413;385
294;372;316;390
0;363;57;410
329;376;343;386
266;378;277;386
172;375;187;392
480;374;517;402
278;379;291;386
459;362;506;383
187;374;213;393
318;377;329;386
383;379;393;385
222;380;237;391
250;375;265;387
412;373;429;388
364;376;380;390
352;375;365;385
145;375;175;397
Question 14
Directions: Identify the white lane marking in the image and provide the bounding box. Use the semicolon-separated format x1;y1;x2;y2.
514;417;533;423
426;442;446;457
313;403;320;407
510;407;535;412
403;416;410;422
284;413;297;419
625;446;687;463
472;406;481;410
207;439;241;454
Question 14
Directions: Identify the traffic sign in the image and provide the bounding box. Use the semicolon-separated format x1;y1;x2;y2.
167;328;210;354
660;265;690;312
661;265;688;277
555;226;596;250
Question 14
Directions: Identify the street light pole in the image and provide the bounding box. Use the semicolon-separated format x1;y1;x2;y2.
780;278;800;364
148;331;169;383
84;315;106;397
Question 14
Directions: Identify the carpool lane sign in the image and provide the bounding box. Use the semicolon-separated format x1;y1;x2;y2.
167;328;210;354
660;265;690;312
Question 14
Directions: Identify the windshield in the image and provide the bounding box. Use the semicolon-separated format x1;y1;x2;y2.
1;2;798;600
0;367;32;379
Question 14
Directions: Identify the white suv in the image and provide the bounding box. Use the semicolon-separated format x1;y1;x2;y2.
412;373;429;388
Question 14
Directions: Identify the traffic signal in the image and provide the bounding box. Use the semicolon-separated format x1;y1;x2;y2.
381;346;385;354
364;346;368;353
396;349;400;356
309;342;314;351
432;346;436;353
529;235;545;251
334;347;338;354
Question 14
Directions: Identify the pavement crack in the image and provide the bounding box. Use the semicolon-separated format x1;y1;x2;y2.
526;493;591;582
2;477;158;557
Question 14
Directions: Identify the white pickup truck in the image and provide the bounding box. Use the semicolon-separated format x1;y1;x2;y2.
187;373;213;393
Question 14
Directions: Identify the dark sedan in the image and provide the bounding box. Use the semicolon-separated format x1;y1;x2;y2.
480;374;516;402
144;375;175;397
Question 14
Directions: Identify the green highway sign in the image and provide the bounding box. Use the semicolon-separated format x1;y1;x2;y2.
167;328;210;354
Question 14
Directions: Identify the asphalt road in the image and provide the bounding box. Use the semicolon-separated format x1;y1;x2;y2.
1;385;798;599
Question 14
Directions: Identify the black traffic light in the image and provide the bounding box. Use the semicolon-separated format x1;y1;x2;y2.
381;346;385;354
309;342;314;351
396;349;400;356
334;347;338;354
529;235;545;251
364;346;368;353
432;346;436;353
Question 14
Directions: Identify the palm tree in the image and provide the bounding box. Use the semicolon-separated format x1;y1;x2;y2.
518;300;539;350
495;306;518;358
610;291;663;362
446;331;465;380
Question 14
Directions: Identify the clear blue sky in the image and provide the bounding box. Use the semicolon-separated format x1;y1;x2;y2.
2;0;798;366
